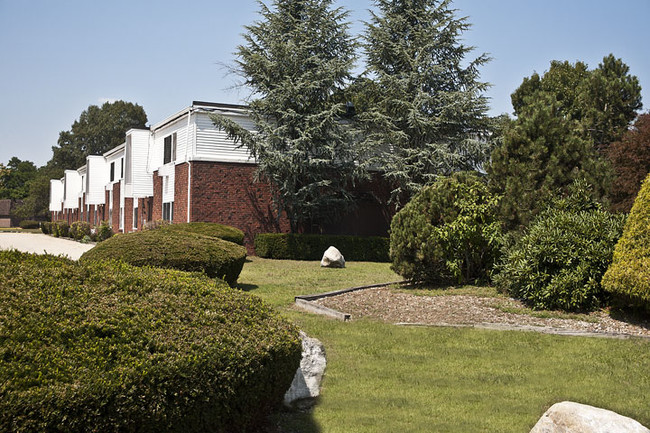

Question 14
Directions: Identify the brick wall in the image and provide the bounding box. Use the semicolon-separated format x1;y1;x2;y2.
174;163;189;224
124;197;133;232
112;183;120;231
189;161;289;252
153;171;162;222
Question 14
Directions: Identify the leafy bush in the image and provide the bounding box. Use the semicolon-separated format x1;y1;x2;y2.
40;221;52;234
0;250;301;433
54;220;69;238
155;222;245;246
602;173;650;312
255;233;390;262
81;229;247;286
494;181;625;311
95;220;113;242
390;172;503;283
70;221;92;241
18;220;40;229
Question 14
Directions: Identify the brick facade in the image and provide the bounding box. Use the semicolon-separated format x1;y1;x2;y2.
174;163;189;224
111;182;120;230
189;161;290;251
152;170;162;222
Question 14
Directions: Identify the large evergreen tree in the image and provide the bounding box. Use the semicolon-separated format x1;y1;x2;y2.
361;0;491;205
212;0;362;233
50;101;148;171
489;55;642;228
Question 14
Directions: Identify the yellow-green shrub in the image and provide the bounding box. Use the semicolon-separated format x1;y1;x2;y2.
602;173;650;312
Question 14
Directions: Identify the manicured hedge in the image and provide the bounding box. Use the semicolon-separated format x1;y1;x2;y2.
81;229;246;286
255;233;390;262
18;220;40;229
155;222;245;245
602;173;650;312
0;250;301;433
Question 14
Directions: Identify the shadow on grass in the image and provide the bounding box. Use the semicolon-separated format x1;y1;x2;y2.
269;409;321;433
237;283;259;292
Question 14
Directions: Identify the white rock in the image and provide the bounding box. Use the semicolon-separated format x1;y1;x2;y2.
320;246;345;268
530;401;650;433
283;331;327;410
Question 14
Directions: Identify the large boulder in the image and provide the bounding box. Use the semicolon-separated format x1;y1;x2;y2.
530;401;650;433
321;246;345;268
284;331;327;410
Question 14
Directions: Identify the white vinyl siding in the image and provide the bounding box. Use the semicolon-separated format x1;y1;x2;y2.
86;156;108;205
194;112;255;163
126;130;153;197
151;118;189;169
49;179;64;212
63;170;82;209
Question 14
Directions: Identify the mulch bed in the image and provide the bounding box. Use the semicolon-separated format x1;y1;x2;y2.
312;286;650;339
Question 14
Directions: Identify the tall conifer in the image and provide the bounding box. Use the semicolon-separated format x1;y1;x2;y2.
361;0;491;205
212;0;362;233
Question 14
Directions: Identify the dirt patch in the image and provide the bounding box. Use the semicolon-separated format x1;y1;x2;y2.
313;286;650;339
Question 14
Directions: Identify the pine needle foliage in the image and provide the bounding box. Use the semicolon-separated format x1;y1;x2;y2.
212;0;363;233
361;0;491;205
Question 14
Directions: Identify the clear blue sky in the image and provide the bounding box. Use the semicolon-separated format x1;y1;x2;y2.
1;0;648;167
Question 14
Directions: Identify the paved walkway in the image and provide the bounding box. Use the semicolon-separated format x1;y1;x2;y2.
0;233;95;260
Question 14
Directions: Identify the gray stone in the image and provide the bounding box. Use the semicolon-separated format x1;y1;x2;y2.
530;401;650;433
283;331;327;410
320;246;345;268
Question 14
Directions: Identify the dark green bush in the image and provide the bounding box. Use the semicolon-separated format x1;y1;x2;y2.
95;220;113;242
81;229;247;286
255;233;390;262
602;173;650;312
0;250;301;433
54;220;69;238
40;221;52;234
155;222;245;245
390;172;503;283
18;220;40;229
494;181;625;311
70;221;92;240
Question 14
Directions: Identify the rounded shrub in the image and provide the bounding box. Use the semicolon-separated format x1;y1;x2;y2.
70;221;92;240
0;250;301;433
81;229;247;286
95;220;113;242
40;221;52;234
494;181;625;311
389;172;503;283
155;222;245;246
18;220;40;229
55;220;70;238
602;173;650;312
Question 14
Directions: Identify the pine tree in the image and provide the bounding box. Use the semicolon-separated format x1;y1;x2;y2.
489;55;641;229
212;0;362;233
361;0;491;205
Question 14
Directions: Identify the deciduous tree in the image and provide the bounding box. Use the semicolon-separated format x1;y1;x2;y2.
607;113;650;212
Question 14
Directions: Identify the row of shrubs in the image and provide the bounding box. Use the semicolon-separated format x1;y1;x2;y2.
41;220;114;242
0;250;301;432
81;222;247;287
255;233;390;262
389;172;649;313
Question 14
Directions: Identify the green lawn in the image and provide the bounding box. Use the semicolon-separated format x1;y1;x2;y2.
238;257;650;432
